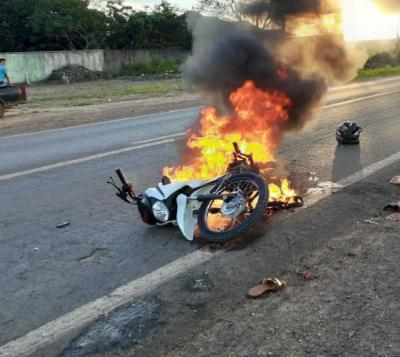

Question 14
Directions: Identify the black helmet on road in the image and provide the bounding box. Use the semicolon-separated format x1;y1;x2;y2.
336;121;363;145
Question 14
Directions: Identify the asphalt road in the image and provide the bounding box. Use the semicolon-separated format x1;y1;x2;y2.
0;76;400;356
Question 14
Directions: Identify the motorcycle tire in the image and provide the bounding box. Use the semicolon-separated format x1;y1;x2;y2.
197;173;268;243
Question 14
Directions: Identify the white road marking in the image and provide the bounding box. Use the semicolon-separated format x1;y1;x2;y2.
323;88;400;109
303;151;400;208
0;107;200;139
337;151;400;187
1;86;400;182
1;149;400;357
0;133;185;182
329;76;400;92
0;249;219;357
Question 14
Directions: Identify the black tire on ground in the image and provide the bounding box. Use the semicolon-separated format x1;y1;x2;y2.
0;103;4;119
197;173;268;243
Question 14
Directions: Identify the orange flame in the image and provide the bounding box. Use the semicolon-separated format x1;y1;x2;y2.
163;81;299;204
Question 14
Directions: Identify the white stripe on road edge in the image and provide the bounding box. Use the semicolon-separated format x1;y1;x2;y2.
329;76;400;92
2;87;400;183
303;150;400;208
323;88;400;109
0;249;219;357
338;151;400;187
0;133;185;182
0;107;200;140
1;150;400;357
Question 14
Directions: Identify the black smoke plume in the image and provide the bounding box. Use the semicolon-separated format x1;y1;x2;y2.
242;0;338;23
183;20;326;134
182;0;362;143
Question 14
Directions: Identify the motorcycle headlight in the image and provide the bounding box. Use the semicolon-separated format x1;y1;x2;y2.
152;201;169;222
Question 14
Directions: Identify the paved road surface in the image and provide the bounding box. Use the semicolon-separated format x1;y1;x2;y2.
0;77;399;356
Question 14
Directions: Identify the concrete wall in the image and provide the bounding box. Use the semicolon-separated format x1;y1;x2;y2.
103;49;188;73
0;39;397;84
0;49;189;84
0;50;105;84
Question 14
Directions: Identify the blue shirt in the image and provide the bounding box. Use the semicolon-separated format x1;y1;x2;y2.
0;65;7;82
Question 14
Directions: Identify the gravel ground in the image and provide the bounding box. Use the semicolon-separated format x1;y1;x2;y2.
165;216;400;357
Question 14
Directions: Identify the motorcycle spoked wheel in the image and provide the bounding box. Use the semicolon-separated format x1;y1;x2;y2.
197;173;268;243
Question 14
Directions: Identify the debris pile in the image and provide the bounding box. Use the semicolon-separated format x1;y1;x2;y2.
46;65;110;84
362;52;399;70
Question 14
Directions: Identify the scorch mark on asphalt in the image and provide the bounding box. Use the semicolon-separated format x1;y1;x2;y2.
1;149;400;357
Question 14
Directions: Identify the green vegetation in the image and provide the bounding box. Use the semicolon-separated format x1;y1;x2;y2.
0;0;191;52
356;42;400;80
106;81;188;96
355;66;400;80
118;59;184;76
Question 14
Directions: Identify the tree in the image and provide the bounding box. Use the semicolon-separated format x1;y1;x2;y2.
104;0;135;49
149;1;192;48
107;1;191;50
0;0;35;52
197;0;274;29
0;0;192;52
29;0;109;50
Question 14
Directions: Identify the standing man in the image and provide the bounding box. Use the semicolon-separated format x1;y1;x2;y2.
0;58;11;87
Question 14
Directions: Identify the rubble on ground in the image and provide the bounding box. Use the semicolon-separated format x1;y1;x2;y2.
46;65;111;84
363;52;398;70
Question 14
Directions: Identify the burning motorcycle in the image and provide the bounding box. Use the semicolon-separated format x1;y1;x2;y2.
109;143;270;243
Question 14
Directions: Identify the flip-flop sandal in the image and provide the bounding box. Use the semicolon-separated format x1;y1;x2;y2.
247;278;285;299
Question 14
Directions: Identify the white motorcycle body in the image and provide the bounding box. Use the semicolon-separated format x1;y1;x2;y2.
143;178;220;241
110;165;272;244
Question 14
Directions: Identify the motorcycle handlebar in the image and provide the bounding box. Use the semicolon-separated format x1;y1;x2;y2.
116;168;128;186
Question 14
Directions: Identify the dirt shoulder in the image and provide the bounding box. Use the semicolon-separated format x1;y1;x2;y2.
160;200;400;356
165;219;400;357
0;78;201;137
